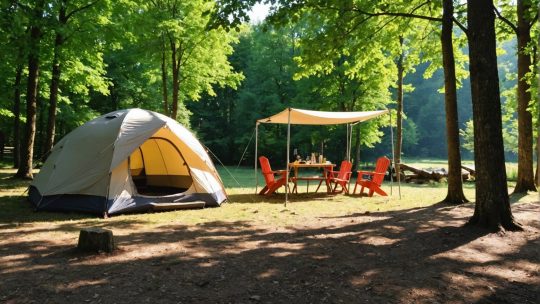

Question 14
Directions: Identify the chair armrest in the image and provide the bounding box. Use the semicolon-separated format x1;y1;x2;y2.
273;170;288;175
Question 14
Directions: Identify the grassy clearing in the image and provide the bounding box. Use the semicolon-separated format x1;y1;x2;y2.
1;159;536;230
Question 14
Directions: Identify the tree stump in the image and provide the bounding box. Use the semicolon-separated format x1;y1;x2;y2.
77;228;115;253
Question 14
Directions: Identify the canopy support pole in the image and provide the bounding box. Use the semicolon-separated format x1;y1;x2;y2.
389;109;400;199
346;123;352;161
285;108;291;206
346;124;350;161
348;124;353;162
255;123;259;194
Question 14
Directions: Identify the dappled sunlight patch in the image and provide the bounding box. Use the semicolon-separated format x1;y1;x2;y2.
398;287;440;302
198;260;220;268
0;263;53;274
354;236;400;246
415;224;440;233
269;251;297;257
467;261;539;284
432;245;502;264
381;224;405;233
309;230;360;240
257;268;280;279
219;240;266;255
264;242;305;257
57;278;109;292
440;272;498;299
349;269;379;287
310;254;330;260
0;253;32;263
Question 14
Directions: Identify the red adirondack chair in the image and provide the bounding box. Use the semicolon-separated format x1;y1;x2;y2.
258;156;288;195
327;160;353;194
353;156;390;197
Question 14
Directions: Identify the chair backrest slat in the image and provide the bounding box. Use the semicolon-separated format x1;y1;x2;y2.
373;156;391;185
259;156;276;185
337;160;352;180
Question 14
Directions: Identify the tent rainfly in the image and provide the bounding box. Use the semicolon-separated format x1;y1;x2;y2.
255;108;392;202
29;109;227;215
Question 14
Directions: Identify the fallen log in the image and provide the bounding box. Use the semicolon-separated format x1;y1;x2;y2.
398;163;471;183
399;163;447;181
461;165;476;176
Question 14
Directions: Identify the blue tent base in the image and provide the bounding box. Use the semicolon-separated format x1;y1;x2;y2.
29;186;222;216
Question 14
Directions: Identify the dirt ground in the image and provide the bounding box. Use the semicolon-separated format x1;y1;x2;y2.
0;202;539;304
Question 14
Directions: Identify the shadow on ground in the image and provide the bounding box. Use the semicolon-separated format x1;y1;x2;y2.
1;201;538;304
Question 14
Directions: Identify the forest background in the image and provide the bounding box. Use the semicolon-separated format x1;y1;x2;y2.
0;0;531;170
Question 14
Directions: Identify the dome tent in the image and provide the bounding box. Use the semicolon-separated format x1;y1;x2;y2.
29;109;227;215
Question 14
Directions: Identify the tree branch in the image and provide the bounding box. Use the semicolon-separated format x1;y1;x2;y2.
311;1;442;22
65;0;101;21
452;17;468;34
493;5;518;34
528;12;538;30
351;8;442;22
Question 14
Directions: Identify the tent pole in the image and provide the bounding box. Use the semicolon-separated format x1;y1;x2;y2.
255;123;259;194
285;108;291;206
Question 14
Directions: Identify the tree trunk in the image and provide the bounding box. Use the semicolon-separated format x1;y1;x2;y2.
161;37;169;116
394;37;404;183
536;132;539;186
466;0;521;231
536;43;539;186
12;52;23;168
36;80;45;158
44;29;64;156
440;0;468;204
170;40;180;120
513;0;536;193
15;2;44;179
353;126;361;172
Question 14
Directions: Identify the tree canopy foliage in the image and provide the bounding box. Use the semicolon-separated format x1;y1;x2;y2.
0;0;535;174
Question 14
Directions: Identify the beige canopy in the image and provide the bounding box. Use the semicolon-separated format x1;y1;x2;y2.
257;108;389;125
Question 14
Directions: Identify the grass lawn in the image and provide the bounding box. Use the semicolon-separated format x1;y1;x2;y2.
0;163;485;226
0;162;538;303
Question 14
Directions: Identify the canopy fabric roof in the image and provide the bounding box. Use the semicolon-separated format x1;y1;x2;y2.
257;108;389;125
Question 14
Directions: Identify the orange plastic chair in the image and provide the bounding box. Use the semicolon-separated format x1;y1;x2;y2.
258;156;288;195
353;156;390;197
327;160;353;194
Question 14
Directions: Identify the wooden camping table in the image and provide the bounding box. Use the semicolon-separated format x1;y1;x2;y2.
288;162;336;193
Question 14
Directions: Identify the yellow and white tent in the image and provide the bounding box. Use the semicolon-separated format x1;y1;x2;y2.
29;109;227;215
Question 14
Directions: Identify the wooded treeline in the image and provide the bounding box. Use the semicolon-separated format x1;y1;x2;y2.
0;0;538;231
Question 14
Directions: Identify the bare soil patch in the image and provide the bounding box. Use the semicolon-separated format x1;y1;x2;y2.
0;202;539;304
